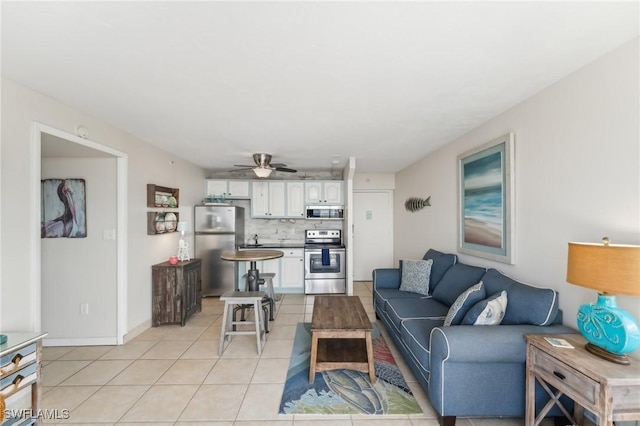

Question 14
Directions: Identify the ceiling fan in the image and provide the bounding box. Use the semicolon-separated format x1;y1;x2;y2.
232;153;297;178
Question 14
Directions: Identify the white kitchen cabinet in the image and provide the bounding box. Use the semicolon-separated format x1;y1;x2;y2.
280;249;305;289
228;180;250;198
304;181;343;204
323;181;343;204
251;181;269;217
205;180;250;199
286;181;305;218
268;181;286;216
252;181;305;218
304;181;322;204
237;248;304;293
251;181;286;217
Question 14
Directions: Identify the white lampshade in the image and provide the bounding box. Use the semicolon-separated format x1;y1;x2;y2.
176;222;188;233
253;167;272;178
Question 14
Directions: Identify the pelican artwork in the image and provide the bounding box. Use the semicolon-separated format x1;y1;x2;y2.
41;179;86;238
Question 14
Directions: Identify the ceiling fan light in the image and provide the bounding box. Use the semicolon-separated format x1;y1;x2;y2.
253;167;272;178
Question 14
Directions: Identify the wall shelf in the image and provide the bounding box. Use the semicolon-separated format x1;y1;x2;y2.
147;211;180;235
147;184;180;235
147;184;179;208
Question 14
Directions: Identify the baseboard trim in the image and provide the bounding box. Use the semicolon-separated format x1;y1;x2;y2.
123;319;151;344
43;337;118;347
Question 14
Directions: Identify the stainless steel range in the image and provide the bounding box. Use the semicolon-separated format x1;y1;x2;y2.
304;229;346;294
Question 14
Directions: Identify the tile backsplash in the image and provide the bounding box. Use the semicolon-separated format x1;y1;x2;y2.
231;200;342;245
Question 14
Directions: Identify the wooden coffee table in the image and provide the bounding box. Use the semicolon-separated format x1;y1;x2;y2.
309;295;375;383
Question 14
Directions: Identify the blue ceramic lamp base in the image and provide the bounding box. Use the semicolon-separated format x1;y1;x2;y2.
577;294;640;365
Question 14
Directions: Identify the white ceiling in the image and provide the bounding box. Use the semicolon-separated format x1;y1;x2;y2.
2;1;638;173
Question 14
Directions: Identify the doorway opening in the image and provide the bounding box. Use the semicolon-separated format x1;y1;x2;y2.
31;123;128;345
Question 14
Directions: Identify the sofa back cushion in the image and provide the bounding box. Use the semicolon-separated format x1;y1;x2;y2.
422;249;457;292
431;263;487;306
482;268;559;326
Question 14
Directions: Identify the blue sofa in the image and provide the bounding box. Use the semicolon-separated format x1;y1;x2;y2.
373;249;576;426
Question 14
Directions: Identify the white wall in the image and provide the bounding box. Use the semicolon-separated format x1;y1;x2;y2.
354;173;395;191
1;78;206;335
394;39;639;346
42;158;117;340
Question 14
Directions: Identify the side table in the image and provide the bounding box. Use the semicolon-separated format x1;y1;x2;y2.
525;333;640;426
152;259;202;326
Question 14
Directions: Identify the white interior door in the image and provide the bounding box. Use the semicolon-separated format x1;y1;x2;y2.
353;191;393;281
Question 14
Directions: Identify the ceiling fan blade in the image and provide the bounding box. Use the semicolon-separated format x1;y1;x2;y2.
275;167;297;173
233;164;256;168
229;167;253;172
269;163;287;167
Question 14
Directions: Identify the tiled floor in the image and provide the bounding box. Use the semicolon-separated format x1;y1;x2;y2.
41;281;549;425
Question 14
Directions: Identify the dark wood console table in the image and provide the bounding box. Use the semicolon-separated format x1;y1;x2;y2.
152;258;202;326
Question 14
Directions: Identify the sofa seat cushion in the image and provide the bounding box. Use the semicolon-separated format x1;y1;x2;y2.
482;268;559;326
374;287;428;314
431;263;487;306
400;318;444;378
385;297;449;333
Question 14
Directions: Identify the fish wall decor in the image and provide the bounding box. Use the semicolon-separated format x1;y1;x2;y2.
404;196;431;212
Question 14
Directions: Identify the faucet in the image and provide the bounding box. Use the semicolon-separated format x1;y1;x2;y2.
252;234;259;245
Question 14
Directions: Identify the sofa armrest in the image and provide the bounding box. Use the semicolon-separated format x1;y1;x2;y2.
372;268;401;289
427;324;577;417
430;324;577;363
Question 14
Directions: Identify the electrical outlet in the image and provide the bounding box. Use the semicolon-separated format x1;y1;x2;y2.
80;303;89;315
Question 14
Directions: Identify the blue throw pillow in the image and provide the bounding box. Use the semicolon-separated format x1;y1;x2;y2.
399;259;433;296
422;249;457;292
431;263;487;306
443;281;486;326
482;269;559;326
462;291;508;325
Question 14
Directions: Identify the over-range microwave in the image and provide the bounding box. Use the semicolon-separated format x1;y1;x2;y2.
305;205;344;220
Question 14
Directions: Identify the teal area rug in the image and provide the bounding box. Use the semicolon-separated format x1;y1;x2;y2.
279;322;422;415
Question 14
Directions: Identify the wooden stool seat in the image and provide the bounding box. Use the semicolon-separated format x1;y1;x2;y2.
219;291;266;356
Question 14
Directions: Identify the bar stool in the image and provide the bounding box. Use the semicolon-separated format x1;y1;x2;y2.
219;291;266;356
241;272;276;322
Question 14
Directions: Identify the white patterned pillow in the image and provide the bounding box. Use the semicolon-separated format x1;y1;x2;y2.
443;281;486;326
462;290;508;325
399;259;433;296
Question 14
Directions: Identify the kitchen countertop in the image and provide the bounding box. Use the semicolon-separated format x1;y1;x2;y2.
238;242;305;249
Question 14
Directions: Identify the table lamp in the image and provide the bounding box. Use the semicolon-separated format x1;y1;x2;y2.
177;221;190;261
566;237;640;364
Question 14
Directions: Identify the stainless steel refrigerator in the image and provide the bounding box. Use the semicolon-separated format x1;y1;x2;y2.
194;205;245;296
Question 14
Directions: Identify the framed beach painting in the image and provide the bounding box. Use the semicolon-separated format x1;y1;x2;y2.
457;133;514;264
